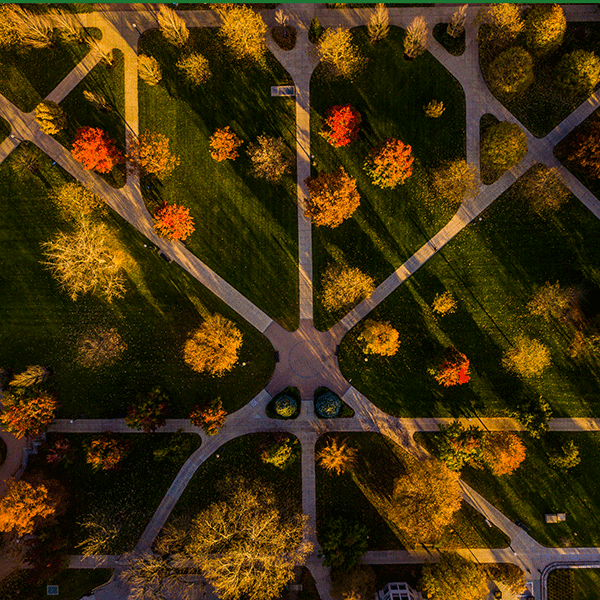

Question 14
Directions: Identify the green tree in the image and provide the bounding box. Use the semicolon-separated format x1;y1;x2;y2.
260;436;297;469
422;552;489;600
437;420;484;471
481;121;527;174
477;4;523;48
512;394;552;438
548;439;581;470
487;47;534;95
320;517;369;571
50;182;105;222
524;4;566;56
556;50;600;96
125;387;170;433
34;100;67;135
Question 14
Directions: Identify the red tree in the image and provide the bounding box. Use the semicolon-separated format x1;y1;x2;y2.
190;399;226;436
320;105;362;148
434;348;470;387
153;202;195;241
0;389;58;439
71;127;123;173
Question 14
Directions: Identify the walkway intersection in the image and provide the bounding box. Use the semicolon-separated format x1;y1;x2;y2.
1;4;600;600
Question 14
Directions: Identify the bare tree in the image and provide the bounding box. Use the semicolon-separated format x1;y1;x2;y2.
138;55;162;86
5;4;54;49
404;16;428;59
216;4;267;65
367;4;389;44
157;5;189;47
50;8;86;44
83;89;112;113
447;4;468;38
9;365;51;387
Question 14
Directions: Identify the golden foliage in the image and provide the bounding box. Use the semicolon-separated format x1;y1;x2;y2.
34;100;66;135
0;480;55;536
431;159;479;207
404;16;428;59
358;320;400;356
321;265;375;312
331;564;377;600
422;552;489;600
317;26;363;78
183;314;243;377
517;164;570;214
367;4;389;44
246;135;293;182
524;3;566;56
77;327;127;369
128;131;181;180
424;99;445;118
4;4;53;49
482;432;526;476
216;4;267;64
0;390;58;438
176;52;211;86
502;335;551;378
432;291;457;315
50;182;105;222
138;55;162;86
158;5;189;47
317;437;357;475
527;281;579;322
478;3;524;46
8;365;50;387
209;126;243;161
447;5;468;38
304;167;360;227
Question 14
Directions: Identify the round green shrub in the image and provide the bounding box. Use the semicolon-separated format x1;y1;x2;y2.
524;3;566;56
555;50;600;96
275;394;297;418
481;121;527;171
488;47;534;95
316;392;342;418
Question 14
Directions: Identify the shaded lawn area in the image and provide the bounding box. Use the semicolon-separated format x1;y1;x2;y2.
423;431;600;547
0;569;112;600
166;433;302;526
0;30;99;113
316;433;508;550
479;22;600;138
311;26;466;330
138;28;299;331
58;49;126;189
549;568;600;600
0;117;10;142
554;107;600;201
0;144;275;418
27;433;200;553
339;174;600;418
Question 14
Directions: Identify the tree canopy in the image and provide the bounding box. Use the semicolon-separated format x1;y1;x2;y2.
364;138;414;189
358;320;400;356
0;479;55;536
0;388;57;439
503;335;551;378
321;265;375;312
422;552;489;600
216;4;267;64
317;26;363;78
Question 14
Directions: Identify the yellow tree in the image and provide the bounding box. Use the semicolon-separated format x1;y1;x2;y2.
502;335;551;378
432;291;457;315
478;3;524;47
0;480;55;536
518;164;570;214
524;4;566;56
177;52;211;86
367;4;389;44
358;320;400;356
321;265;375;312
216;4;267;64
432;159;479;208
34;100;66;135
128;131;181;180
317;437;357;475
138;55;162;86
50;182;105;222
157;4;189;47
317;26;363;78
183;314;243;377
246;135;293;182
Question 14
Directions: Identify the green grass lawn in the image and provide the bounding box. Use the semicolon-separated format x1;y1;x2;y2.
555;107;600;201
479;22;600;138
316;433;508;550
0;143;275;418
0;30;99;113
138;28;299;331
0;569;112;600
310;26;466;330
339;172;600;418
27;432;200;553
58;49;126;189
422;432;600;547
166;433;302;526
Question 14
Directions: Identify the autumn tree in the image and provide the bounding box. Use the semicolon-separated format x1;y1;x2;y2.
447;4;468;39
487;564;527;596
128;131;181;180
321;265;375;312
49;8;85;44
477;4;524;49
46;436;75;467
432;291;457;315
83;89;112;112
502;335;551;378
527;281;579;322
481;121;527;174
0;5;19;49
331;564;377;600
85;434;130;471
481;432;526;476
71;126;123;173
390;458;462;545
176;52;211;86
358;320;400;356
367;4;389;44
77;327;126;368
138;54;162;86
183;314;243;377
153;203;195;242
564;120;600;179
424;99;444;118
216;4;267;64
433;348;470;387
438;420;484;471
432;159;479;207
209;126;242;161
5;4;54;49
126;387;170;433
422;552;489;600
42;219;127;301
524;4;566;56
320;104;362;148
320;517;369;571
11;143;41;177
190;399;227;435
0;480;55;536
8;365;50;387
364;138;414;189
180;481;311;600
0;389;57;439
77;512;122;555
260;436;297;469
548;439;581;470
304;167;360;227
517;163;570;213
317;437;357;475
50;182;105;222
246;135;293;182
488;47;534;96
555;50;600;96
404;16;428;59
317;26;363;78
157;4;189;47
34;100;66;135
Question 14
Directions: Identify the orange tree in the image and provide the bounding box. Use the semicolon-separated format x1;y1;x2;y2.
0;479;55;536
190;399;227;435
71;126;123;173
0;388;57;438
153;202;195;241
319;104;361;148
482;432;526;476
304;167;360;227
433;348;470;387
209;126;243;161
364;138;414;188
128;131;180;180
84;434;131;471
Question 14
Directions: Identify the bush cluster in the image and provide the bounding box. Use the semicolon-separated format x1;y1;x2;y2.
315;392;342;418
